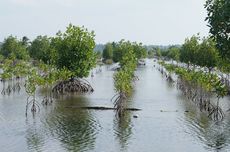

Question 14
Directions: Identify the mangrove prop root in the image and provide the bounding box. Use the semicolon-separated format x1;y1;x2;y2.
1;81;6;95
25;96;40;116
112;92;127;118
42;94;54;106
176;77;224;121
6;85;12;95
132;75;139;81
52;78;94;94
1;81;21;96
158;63;225;121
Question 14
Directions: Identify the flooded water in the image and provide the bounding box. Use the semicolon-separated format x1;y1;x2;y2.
1;59;230;152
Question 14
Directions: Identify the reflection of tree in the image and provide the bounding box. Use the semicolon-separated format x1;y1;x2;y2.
44;95;99;152
178;94;230;151
25;119;45;152
113;111;133;151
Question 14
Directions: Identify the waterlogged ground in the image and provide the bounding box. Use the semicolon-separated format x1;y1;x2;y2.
1;59;230;152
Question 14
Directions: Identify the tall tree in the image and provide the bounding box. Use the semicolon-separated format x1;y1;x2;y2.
29;36;55;64
167;46;180;62
180;35;200;66
205;0;230;61
21;36;30;48
196;37;219;71
102;43;113;60
52;24;96;78
132;42;147;59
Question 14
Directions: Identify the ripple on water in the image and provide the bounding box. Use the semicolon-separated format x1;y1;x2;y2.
112;112;134;151
177;111;230;151
42;108;101;152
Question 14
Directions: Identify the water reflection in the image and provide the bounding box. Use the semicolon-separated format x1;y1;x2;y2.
43;95;100;152
113;111;133;151
25;118;45;152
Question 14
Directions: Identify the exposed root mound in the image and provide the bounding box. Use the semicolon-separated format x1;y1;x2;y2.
52;78;94;94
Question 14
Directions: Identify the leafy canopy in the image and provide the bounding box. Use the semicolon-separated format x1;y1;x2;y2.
52;24;96;78
29;36;56;64
102;43;113;60
0;36;29;60
205;0;230;60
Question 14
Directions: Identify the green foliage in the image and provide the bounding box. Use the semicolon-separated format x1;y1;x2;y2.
118;41;137;73
21;36;30;48
29;36;56;64
25;69;44;95
52;24;96;78
112;40;146;63
179;35;219;71
0;36;29;60
114;70;132;95
218;59;230;73
102;43;113;60
132;42;147;59
196;37;219;70
167;46;180;61
0;54;4;62
95;51;102;59
55;68;74;82
205;0;230;60
147;49;155;58
113;40;137;97
155;48;162;57
0;59;30;80
180;35;200;65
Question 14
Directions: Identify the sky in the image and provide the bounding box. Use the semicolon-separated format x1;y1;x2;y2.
0;0;209;45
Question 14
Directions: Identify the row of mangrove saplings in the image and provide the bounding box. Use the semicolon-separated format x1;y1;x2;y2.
111;42;139;117
158;61;228;121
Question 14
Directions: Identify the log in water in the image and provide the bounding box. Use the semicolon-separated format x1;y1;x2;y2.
65;106;141;111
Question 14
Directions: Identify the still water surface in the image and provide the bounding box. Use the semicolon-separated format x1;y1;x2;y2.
1;59;230;152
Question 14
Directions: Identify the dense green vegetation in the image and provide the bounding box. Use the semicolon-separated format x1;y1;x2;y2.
29;35;55;64
1;36;29;60
205;0;230;61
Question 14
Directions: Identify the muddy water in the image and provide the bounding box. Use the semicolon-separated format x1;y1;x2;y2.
1;59;230;152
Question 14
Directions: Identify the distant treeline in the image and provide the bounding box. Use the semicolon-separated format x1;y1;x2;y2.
94;43;180;52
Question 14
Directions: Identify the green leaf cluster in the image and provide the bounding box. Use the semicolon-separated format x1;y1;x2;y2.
52;24;96;78
0;36;29;60
205;0;230;61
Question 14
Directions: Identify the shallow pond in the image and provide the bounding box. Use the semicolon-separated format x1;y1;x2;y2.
1;59;230;152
